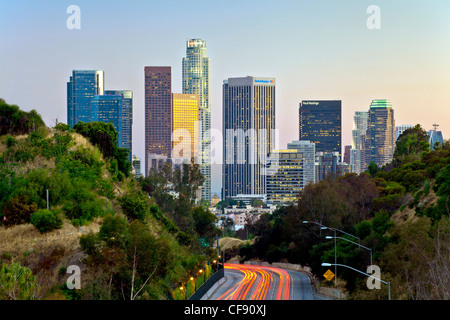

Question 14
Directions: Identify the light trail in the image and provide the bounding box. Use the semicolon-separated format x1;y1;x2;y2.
217;264;292;300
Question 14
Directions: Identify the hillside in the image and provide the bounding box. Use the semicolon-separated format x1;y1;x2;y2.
240;125;450;300
0;101;217;300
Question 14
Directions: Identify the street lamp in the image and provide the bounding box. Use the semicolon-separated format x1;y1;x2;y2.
326;236;373;266
321;263;390;300
303;220;361;288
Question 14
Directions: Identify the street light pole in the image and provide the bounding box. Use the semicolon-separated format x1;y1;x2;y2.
322;263;391;300
326;236;373;266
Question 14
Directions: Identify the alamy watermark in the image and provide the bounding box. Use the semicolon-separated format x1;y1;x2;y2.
66;5;81;30
367;5;381;30
66;265;81;290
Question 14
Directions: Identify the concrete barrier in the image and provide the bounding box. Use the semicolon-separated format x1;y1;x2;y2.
188;268;225;300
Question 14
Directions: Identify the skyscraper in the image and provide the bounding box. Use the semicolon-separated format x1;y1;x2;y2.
395;124;414;142
105;90;133;161
171;93;199;164
67;70;104;127
266;149;305;205
287;140;316;186
428;123;444;150
90;94;123;145
182;39;211;201
299;100;342;159
350;111;369;174
364;99;395;169
144;66;172;176
222;76;276;199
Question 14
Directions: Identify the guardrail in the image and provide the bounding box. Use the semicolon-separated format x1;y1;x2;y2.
188;267;225;300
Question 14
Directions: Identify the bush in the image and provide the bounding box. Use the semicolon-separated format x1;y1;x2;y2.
30;209;63;233
119;192;149;222
1;195;38;227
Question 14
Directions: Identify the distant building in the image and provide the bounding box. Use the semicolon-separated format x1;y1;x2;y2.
144;66;172;176
222;76;276;199
395;124;414;142
315;151;340;182
287;140;316;186
182;39;212;202
132;155;142;178
105;90;133;161
266;149;304;205
67;70;104;127
67;70;133;160
428;123;444;150
171;93;199;164
364;99;395;170
211;193;220;207
90;94;123;145
343;145;351;164
350;111;368;174
299;100;342;159
230;194;267;206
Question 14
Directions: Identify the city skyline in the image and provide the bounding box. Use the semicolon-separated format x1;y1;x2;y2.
1;0;449;196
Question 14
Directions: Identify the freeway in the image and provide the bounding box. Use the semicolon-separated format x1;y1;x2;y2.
202;263;329;300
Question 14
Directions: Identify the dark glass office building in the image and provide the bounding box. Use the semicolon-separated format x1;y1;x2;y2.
299;100;342;158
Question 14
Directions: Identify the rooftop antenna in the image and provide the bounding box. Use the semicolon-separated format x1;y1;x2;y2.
433;123;439;131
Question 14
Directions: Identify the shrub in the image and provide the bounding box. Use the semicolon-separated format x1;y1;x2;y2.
119;192;148;222
1;195;38;227
30;209;63;233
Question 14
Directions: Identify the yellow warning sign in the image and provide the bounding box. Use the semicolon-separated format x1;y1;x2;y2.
323;269;335;281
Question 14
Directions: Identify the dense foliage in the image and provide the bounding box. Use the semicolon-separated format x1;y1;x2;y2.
0;101;220;300
241;124;450;299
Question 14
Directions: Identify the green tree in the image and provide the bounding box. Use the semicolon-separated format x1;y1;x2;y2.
0;262;39;300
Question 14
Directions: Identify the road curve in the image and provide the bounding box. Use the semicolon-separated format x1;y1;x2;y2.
202;263;327;300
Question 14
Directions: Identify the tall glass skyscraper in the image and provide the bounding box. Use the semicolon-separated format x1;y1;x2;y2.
350;111;369;174
222;76;276;199
299;100;342;159
105;90;133;161
67;70;104;127
90;94;123;146
364;99;395;169
182;39;211;202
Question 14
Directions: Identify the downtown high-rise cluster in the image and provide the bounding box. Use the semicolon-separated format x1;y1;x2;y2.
66;38;445;205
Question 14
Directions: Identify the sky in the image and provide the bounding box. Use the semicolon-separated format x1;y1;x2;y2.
1;0;449;197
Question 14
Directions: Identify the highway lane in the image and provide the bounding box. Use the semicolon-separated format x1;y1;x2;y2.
202;263;329;300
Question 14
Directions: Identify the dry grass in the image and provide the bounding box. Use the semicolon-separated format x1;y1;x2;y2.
0;218;102;299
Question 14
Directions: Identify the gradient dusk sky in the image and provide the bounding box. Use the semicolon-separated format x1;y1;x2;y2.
1;0;449;196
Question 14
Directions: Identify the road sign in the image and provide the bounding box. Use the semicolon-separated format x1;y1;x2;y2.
323;269;335;281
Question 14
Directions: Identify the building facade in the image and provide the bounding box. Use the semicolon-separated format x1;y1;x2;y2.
182;39;211;201
222;76;276;199
428;124;444;150
287;140;316;186
364;99;395;169
350;111;369;174
395;124;414;142
67;70;104;127
266;149;305;205
299;100;342;159
144;66;172;176
90;94;123;146
104;90;133;161
171;93;199;164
